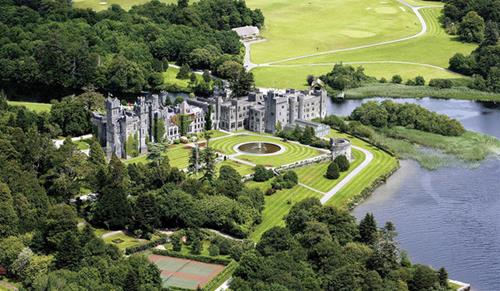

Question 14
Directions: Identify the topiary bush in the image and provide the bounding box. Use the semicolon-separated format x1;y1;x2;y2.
334;155;350;172
326;162;340;180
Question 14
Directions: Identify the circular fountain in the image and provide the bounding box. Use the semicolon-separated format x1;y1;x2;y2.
234;142;284;155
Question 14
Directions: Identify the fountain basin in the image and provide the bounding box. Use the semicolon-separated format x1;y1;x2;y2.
233;142;285;156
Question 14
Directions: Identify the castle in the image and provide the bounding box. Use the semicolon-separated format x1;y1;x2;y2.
92;83;328;158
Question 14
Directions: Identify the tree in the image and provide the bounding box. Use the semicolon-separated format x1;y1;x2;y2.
188;144;201;174
408;265;439;291
205;105;213;131
230;70;255;97
359;213;377;245
92;155;131;229
253;165;274;182
56;231;82;270
178;0;188;8
306;75;315;86
177;64;190;79
300;126;315;145
153;117;165;142
257;227;293;256
147;142;167;166
191;236;202;255
201;147;217;182
438;267;448;288
391;75;402;84
414;76;425;86
326;162;340;179
126;133;139;158
0;183;18;238
74;88;105;112
482;21;499;46
209;243;220;256
216;165;243;198
458;11;485;43
449;53;475;75
131;192;160;236
203;70;211;83
171;234;182;252
334;155;350;171
105;55;146;93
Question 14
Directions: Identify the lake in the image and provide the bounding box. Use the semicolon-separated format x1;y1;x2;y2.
327;97;500;291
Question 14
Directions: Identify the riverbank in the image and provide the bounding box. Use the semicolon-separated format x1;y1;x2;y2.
370;127;500;170
344;83;500;102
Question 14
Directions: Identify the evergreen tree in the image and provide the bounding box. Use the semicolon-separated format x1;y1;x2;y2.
188;145;201;174
171;234;182;252
326;162;340;179
147;142;167;166
201;147;216;182
89;139;106;167
334;155;350;172
132;193;159;236
300;126;315;145
153;118;166;142
56;231;82;270
438;267;449;288
177;64;190;79
0;182;19;238
359;213;377;245
93;155;131;229
205;106;213;131
191;236;202;255
216;165;243;198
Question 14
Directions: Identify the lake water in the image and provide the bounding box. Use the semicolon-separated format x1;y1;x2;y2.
327;97;500;291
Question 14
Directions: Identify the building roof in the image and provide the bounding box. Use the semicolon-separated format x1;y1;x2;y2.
232;26;260;38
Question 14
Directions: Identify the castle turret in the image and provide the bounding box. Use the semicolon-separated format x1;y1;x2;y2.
105;97;123;158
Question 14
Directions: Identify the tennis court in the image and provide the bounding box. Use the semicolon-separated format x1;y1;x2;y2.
148;254;225;289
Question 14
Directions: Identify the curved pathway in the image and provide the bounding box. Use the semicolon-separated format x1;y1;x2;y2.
320;145;373;204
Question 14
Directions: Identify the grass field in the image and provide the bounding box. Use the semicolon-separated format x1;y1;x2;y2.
247;0;420;64
7;101;52;112
149;254;225;290
324;129;398;208
210;134;323;167
247;181;322;241
252;6;477;88
125;143;192;168
294;148;365;192
73;0;177;11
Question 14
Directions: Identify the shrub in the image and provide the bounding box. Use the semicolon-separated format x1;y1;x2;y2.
326;162;340;179
415;76;425;86
151;249;231;265
253;165;274;182
379;77;387;83
125;236;168;255
334;155;350;171
405;79;416;86
271;170;298;190
391;75;402;84
429;79;453;89
265;188;276;196
209;243;220;256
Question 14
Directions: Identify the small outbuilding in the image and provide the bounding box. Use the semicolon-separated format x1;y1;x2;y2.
232;26;260;41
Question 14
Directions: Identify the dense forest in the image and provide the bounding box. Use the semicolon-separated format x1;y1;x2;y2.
231;198;453;291
443;0;499;92
0;0;263;99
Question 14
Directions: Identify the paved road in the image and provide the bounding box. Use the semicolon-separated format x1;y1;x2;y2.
320;145;373;204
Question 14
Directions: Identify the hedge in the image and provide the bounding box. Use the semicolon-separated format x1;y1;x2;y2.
125;236;169;255
151;249;232;265
203;260;238;291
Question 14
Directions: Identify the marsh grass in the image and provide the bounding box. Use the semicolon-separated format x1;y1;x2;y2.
372;126;500;169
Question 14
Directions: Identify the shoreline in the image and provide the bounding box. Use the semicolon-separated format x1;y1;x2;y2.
343;83;500;102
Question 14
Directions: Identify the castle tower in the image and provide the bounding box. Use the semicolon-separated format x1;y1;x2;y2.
298;95;304;120
105;97;123;158
135;97;149;153
288;95;297;124
264;90;276;133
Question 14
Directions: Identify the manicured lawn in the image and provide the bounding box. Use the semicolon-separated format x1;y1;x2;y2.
125;143;192;168
294;148;365;192
7;101;52;112
75;139;91;150
247;0;420;64
101;232;150;250
247;181;322;241
210;134;323;167
217;160;255;176
324;129;399;209
73;0;177;11
253;8;476;88
163;66;191;91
